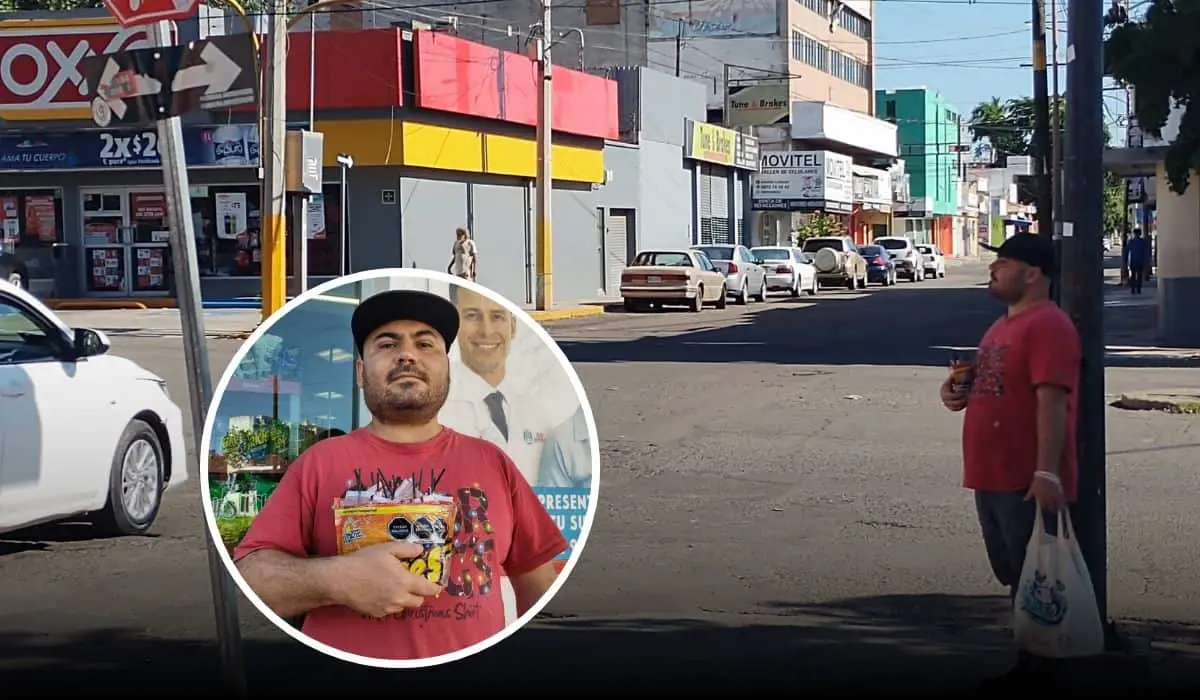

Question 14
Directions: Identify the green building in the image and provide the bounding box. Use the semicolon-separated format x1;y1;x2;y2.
875;88;963;246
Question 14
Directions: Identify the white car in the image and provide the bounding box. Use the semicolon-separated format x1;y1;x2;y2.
875;236;926;282
750;246;818;296
0;280;187;537
916;244;947;278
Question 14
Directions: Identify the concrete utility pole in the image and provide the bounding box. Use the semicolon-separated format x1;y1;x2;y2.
260;0;290;320
1030;0;1054;246
1049;0;1064;216
534;0;554;310
1061;0;1111;635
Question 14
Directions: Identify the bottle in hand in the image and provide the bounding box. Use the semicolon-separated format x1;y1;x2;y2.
949;349;975;392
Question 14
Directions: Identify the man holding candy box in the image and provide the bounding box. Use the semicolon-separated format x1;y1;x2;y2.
940;233;1082;683
232;289;567;662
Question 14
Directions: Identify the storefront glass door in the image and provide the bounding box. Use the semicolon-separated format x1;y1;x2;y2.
81;189;172;297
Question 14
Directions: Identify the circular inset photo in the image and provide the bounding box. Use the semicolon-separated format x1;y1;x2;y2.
199;268;600;668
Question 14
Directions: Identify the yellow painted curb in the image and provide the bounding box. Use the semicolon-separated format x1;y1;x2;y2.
45;299;178;311
528;305;608;322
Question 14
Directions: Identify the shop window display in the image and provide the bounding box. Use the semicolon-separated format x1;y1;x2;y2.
196;185;343;278
0;189;64;252
207;291;359;549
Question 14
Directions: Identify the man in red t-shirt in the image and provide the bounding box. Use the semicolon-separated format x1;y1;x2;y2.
940;234;1081;681
234;289;568;661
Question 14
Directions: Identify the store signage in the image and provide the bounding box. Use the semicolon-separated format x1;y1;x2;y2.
685;118;736;167
734;131;759;171
0;123;259;171
0;22;152;120
751;150;854;211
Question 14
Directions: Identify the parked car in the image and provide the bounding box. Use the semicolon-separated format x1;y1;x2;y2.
692;244;767;305
800;236;868;290
0;279;188;537
620;249;728;313
750;246;818;296
859;245;898;286
916;244;947;278
874;236;926;281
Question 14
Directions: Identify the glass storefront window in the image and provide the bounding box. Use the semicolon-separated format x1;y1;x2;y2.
0;189;64;252
196;184;343;278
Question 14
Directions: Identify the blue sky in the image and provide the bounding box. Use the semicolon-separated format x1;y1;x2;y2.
871;0;1127;132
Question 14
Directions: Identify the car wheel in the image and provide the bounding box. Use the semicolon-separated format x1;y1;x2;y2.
95;419;165;536
790;279;800;297
737;283;749;305
756;278;768;302
845;275;855;291
691;286;704;312
808;276;818;295
716;285;728;308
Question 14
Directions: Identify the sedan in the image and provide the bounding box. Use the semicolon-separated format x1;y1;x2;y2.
692;244;768;305
860;245;898;286
0;279;188;537
620;249;728;312
750;246;818;296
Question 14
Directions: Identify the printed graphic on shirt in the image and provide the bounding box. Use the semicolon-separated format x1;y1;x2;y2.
970;343;1008;398
333;467;498;622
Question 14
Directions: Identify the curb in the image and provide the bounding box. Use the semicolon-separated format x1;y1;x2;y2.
1110;391;1200;415
528;305;607;322
45;300;155;311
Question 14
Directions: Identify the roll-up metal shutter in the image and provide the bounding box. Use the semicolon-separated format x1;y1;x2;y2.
709;165;731;244
604;209;632;296
697;164;713;244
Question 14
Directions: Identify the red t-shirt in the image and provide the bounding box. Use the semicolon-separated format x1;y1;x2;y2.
962;301;1081;500
233;427;568;660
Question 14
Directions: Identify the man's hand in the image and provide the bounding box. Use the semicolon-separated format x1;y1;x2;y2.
940;376;968;412
331;542;443;618
1025;473;1066;512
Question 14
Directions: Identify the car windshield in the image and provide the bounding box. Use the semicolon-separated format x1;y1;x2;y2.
860;246;884;256
695;246;734;261
752;248;790;261
918;246;935;255
876;239;907;250
802;239;842;252
634;252;693;267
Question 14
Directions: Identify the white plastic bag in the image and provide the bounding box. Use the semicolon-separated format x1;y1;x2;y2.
1013;506;1105;658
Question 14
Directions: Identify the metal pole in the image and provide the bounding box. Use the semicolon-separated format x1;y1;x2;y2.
1061;0;1110;636
1031;0;1054;241
674;19;683;77
308;0;316;130
260;0;289;319
1049;0;1063;215
534;0;554;310
289;195;309;296
148;19;247;696
339;165;348;276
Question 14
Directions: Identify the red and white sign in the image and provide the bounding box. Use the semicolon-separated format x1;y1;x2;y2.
104;0;199;29
0;21;152;120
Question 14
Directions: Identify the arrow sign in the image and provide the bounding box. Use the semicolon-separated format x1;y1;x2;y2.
171;43;242;96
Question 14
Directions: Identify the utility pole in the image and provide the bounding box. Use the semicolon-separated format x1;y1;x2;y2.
1030;0;1054;244
1049;0;1064;216
1062;0;1110;638
260;0;289;320
675;19;683;77
534;0;554;310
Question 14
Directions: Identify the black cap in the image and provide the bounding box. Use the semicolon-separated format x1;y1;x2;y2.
981;234;1057;276
350;290;460;355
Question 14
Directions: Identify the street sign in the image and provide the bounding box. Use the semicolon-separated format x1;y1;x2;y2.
104;0;199;29
81;34;256;128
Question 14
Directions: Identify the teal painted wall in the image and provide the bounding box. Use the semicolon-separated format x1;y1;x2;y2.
875;88;961;216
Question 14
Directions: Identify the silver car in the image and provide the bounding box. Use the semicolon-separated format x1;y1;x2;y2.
691;244;767;305
750;246;818;296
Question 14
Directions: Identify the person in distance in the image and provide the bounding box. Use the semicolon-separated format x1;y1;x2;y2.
940;234;1081;685
233;289;567;661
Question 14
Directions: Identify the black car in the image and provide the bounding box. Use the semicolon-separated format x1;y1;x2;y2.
859;245;896;286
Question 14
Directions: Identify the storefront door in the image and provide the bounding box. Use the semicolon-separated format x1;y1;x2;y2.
80;189;172;297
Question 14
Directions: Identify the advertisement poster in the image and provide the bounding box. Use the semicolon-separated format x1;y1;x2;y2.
131;193;167;221
83;221;117;246
87;247;125;291
132;246;167;292
0;124;261;171
214;192;248;240
307;196;326;240
24;195;58;242
1;195;16;243
649;0;778;39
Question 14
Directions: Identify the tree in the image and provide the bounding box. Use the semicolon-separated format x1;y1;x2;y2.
796;212;846;241
1104;0;1200;195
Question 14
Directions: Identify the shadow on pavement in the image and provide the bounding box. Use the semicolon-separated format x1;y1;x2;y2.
2;593;1197;693
563;282;1197;369
0;521;146;557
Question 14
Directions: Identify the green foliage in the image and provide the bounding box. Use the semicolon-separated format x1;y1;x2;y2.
1103;171;1126;234
1104;0;1200;195
221;418;293;470
796;212;847;240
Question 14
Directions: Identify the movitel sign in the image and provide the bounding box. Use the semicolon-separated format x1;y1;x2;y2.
0;18;152;121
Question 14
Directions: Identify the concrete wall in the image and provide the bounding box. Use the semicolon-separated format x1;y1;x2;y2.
1153;164;1200;347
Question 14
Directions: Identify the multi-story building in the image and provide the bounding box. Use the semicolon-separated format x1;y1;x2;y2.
875;87;964;251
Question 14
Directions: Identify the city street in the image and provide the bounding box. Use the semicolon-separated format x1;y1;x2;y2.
2;260;1199;691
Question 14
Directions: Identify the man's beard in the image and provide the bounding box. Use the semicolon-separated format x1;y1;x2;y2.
362;364;449;426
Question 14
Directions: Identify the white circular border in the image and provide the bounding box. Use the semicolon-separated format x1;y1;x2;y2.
198;267;604;669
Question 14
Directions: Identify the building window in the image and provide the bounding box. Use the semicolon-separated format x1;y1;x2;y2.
838;7;872;39
885;100;896;120
790;28;869;88
0;189;64;252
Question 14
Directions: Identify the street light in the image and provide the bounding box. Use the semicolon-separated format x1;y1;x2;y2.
336;152;354;277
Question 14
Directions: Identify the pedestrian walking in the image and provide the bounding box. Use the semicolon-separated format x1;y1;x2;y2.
939;233;1082;686
1126;228;1149;294
448;227;478;281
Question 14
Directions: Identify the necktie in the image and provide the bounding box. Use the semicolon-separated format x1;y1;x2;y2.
483;391;509;441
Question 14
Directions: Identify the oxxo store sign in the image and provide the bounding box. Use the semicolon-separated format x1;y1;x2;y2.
0;21;152;121
684;119;759;171
752;150;854;213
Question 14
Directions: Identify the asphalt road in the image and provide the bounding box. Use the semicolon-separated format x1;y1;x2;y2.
2;261;1199;692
